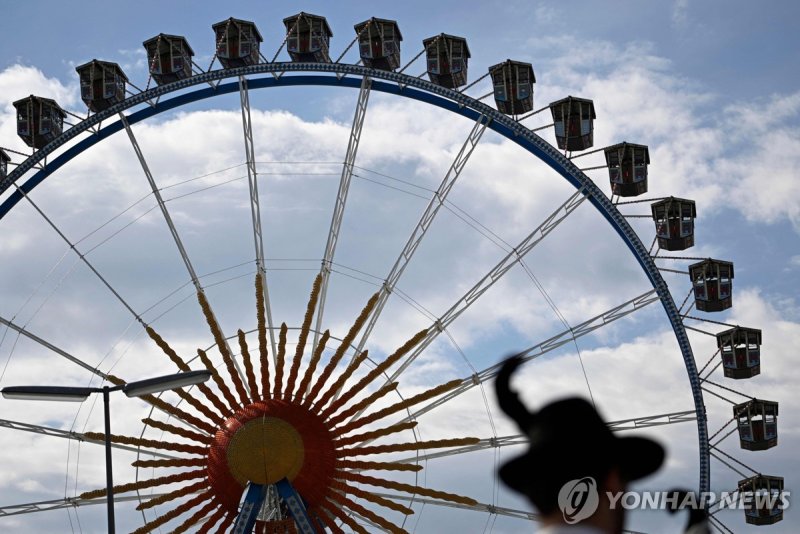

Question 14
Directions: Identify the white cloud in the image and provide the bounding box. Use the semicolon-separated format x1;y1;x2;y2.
0;65;78;113
672;0;690;28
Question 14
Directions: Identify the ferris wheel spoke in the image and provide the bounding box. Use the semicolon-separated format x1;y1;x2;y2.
370;492;540;521
0;315;211;433
390;410;695;464
0;314;109;380
312;75;372;355
118;113;201;291
366;189;589;404
118;113;248;392
238;76;277;361
0;418;176;459
392;435;527;463
0;493;153;517
607;409;698;430
9;183;143;324
399;289;659;422
351;114;491;362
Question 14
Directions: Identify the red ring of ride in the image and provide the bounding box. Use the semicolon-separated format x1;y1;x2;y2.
207;399;336;512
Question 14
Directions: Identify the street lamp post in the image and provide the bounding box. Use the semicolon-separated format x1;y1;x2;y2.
1;370;212;534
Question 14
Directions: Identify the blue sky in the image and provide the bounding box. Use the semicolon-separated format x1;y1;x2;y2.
0;1;798;533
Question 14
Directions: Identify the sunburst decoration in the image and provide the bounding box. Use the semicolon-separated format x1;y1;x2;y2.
79;273;479;533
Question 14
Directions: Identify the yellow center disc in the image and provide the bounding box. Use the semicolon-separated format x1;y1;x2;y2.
226;417;305;485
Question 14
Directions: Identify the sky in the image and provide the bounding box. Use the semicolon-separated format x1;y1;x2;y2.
0;1;798;533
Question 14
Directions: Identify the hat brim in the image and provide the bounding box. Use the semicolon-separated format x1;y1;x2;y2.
500;436;664;494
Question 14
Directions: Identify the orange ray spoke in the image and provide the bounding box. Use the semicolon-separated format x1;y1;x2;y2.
315;349;369;412
197;503;228;534
340;436;480;456
132;491;212;534
133;458;206;469
172;498;220;534
107;375;217;433
338;472;477;506
146;326;191;371
334;421;417;447
197;290;250;406
197;348;239;411
326;491;406;533
238;329;260;401
335;459;422;473
325;382;399;427
256;273;271;396
304;292;379;407
295;329;330;401
142;417;211;444
331;481;413;515
136;479;208;510
143;328;228;414
321;329;427;419
215;511;236;532
79;469;207;499
320;501;369;534
143;396;217;433
174;388;226;425
313;506;345;534
83;432;207;456
286;274;322;400
334;379;462;436
273;323;288;398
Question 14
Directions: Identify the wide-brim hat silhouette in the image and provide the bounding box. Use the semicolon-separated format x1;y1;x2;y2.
495;356;664;496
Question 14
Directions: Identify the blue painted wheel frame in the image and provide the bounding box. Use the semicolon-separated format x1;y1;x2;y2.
0;62;709;492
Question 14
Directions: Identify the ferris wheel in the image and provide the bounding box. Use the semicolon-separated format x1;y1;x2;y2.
0;12;784;533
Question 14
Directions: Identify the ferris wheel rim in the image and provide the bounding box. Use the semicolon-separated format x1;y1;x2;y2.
0;61;709;497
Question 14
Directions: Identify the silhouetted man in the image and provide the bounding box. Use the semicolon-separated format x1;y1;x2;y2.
495;355;664;534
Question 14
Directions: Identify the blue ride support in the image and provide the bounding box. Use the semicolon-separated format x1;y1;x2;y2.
232;483;266;534
275;478;319;534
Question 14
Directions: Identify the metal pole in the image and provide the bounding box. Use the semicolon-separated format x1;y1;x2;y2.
103;386;116;534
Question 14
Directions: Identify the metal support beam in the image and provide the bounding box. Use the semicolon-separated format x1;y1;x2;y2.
238;76;277;361
370;492;540;522
0;418;175;459
369;494;645;534
352;114;491;360
256;485;283;522
362;189;588;410
312;76;372;353
118;113;200;288
8;184;143;325
0;493;151;517
401;290;659;422
0;315;206;434
275;478;317;534
391;435;528;464
390;410;695;464
0;314;108;379
608;409;697;431
119;113;247;389
233;484;266;534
